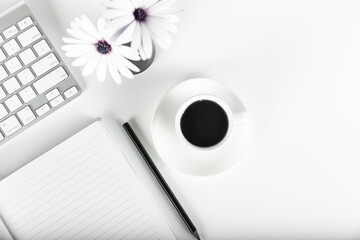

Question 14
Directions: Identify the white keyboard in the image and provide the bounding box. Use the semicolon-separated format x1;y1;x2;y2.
0;4;81;144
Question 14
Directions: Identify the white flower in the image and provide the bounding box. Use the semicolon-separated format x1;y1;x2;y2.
62;15;141;84
100;0;181;60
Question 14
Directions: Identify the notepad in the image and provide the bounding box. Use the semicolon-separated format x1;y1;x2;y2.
0;215;13;240
0;120;176;240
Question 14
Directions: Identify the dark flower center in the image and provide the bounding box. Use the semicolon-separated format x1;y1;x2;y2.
133;8;147;22
96;40;112;55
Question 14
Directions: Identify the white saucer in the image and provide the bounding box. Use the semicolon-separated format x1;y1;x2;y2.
151;78;251;176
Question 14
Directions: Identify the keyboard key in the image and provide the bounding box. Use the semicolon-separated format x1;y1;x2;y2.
19;48;36;65
64;86;79;99
19;86;36;103
0;115;22;136
17;17;33;30
17;106;36;125
3;77;20;94
45;88;60;101
33;67;68;94
0;35;3;43
0;49;6;62
31;53;59;76
36;104;50;116
5;95;22;112
0;132;3;142
50;95;64;108
3;39;21;56
0;66;8;81
3;25;18;39
33;40;50;57
0;87;6;100
0;104;8;119
5;57;22;74
17;26;41;47
17;68;35;85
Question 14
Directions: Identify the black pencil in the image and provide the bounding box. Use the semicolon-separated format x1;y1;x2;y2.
123;122;201;240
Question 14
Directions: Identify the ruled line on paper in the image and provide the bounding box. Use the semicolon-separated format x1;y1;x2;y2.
55;194;135;240
17;173;120;236
0;138;99;203
144;230;158;240
79;204;141;240
132;224;154;240
17;172;119;236
117;218;150;240
28;183;128;240
10;155;111;223
7;150;108;218
43;187;131;240
2;140;102;209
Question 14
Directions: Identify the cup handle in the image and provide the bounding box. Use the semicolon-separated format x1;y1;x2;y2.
233;111;250;125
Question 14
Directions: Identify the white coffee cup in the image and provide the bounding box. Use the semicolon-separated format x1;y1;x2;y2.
175;94;249;151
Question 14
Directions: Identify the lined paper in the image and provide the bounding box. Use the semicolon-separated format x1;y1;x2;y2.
0;121;176;240
0;215;13;240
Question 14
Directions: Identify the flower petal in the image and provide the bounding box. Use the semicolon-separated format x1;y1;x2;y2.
152;14;179;23
75;15;101;40
107;59;122;84
143;0;159;9
115;21;136;45
148;0;176;12
147;17;177;33
113;54;135;79
96;55;107;82
82;54;100;76
106;15;135;29
62;44;93;52
100;0;134;11
62;37;90;44
99;0;119;9
151;35;169;50
70;18;100;42
113;49;140;72
100;9;130;19
146;21;172;49
67;28;98;42
97;17;116;40
131;23;142;50
70;19;81;32
64;44;96;58
130;0;143;8
71;52;96;67
140;24;152;59
116;45;140;60
138;46;147;60
148;7;182;16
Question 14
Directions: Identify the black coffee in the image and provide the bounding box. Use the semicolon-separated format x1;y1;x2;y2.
180;100;229;148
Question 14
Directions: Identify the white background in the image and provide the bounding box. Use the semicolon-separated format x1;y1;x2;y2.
1;0;360;239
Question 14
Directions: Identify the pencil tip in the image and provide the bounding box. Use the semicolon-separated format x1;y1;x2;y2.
193;230;201;240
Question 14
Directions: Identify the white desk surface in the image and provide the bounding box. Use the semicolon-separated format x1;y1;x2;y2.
1;0;360;239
